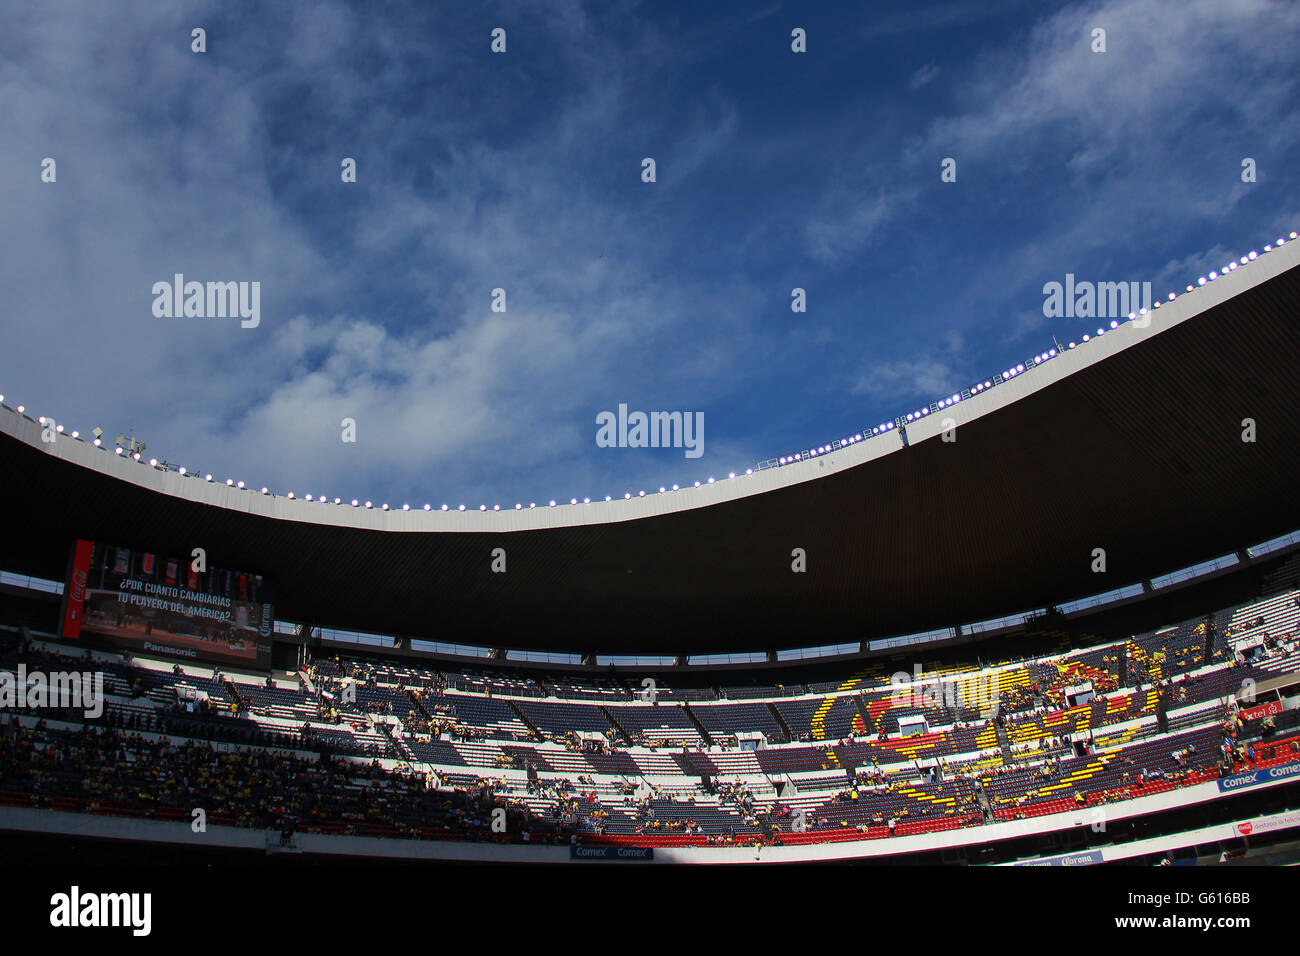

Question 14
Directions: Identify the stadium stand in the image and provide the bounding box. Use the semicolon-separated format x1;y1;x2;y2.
4;583;1300;853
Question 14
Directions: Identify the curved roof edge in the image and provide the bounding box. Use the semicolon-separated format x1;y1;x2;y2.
5;235;1297;533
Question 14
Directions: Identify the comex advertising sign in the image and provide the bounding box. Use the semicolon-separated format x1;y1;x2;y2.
570;846;654;861
60;539;274;667
1217;760;1300;794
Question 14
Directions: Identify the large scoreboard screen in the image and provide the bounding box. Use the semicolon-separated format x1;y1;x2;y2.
60;539;274;668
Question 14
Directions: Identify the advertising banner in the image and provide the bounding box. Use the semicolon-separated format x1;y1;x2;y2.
1216;760;1300;794
570;846;654;861
1013;850;1103;867
58;538;95;639
68;539;274;667
1240;699;1284;722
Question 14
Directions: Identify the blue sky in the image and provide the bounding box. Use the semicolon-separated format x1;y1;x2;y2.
4;0;1299;510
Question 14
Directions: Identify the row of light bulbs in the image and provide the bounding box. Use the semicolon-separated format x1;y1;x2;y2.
5;233;1294;515
772;233;1295;462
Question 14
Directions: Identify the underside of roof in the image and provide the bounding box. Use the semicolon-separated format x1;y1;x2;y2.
2;258;1299;655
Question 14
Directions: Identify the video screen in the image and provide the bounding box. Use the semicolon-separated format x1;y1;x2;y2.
61;538;273;668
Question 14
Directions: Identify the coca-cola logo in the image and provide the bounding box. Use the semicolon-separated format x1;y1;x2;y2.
1237;822;1253;835
70;569;87;603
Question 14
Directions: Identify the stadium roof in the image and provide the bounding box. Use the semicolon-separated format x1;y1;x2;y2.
3;239;1300;655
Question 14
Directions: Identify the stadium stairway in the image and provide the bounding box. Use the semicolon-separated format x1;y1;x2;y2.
600;706;634;746
768;702;794;742
852;696;876;736
507;700;544;740
405;688;434;723
681;702;714;747
378;720;421;768
223;678;251;714
995;720;1012;762
810;675;864;742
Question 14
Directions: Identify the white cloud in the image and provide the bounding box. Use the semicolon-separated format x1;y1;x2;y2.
852;333;967;400
3;0;1298;509
909;62;941;90
0;1;768;506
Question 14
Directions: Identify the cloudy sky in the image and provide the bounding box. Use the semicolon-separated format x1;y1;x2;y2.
4;0;1299;510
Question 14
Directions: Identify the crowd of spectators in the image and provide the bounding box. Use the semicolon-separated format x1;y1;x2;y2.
4;607;1300;850
0;717;571;845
